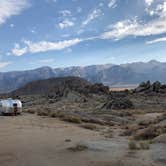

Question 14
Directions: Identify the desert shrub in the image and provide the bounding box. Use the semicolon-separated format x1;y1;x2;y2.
67;144;88;152
37;111;49;116
139;141;150;150
65;139;71;142
128;140;139;150
62;116;82;124
49;111;65;118
81;118;106;125
27;109;36;114
122;124;143;136
134;125;166;140
102;98;134;110
128;140;150;150
81;124;98;130
37;107;51;116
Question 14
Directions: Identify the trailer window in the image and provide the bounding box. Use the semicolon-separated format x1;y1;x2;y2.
13;103;17;107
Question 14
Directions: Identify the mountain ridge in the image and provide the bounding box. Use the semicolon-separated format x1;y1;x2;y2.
0;60;166;93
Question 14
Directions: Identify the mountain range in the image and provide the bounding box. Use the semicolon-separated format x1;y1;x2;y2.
0;60;166;93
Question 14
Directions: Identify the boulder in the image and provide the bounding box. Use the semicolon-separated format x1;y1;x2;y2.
152;81;161;92
153;134;166;143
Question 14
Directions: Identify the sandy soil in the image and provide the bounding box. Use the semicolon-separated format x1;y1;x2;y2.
0;113;165;166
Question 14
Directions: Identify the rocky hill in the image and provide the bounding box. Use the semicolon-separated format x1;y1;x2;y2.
11;76;109;96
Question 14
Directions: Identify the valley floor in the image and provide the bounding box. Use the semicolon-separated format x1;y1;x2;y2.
0;113;165;166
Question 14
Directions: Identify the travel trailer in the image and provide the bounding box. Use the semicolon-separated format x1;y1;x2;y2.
0;99;22;115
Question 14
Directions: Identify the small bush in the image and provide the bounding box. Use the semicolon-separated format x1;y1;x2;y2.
139;141;150;150
49;112;65;118
128;140;150;150
81;124;98;130
25;109;36;114
37;107;51;116
37;111;49;116
65;139;71;142
63;116;82;124
128;140;139;150
67;144;88;152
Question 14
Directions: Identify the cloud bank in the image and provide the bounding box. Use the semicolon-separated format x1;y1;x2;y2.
0;0;29;25
12;38;83;56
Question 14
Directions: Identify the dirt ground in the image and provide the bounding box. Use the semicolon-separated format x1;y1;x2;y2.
0;113;165;166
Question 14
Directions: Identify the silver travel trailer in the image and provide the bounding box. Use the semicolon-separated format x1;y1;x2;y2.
0;99;22;115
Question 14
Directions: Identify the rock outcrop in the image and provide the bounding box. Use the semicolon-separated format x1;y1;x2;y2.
134;81;166;93
102;98;134;110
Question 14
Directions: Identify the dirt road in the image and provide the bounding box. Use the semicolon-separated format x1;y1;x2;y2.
0;114;165;166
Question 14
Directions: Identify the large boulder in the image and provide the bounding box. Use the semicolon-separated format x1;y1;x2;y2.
135;80;151;93
134;81;164;93
151;81;161;92
153;134;166;143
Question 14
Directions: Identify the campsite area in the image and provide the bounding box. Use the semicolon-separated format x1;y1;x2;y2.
0;112;165;166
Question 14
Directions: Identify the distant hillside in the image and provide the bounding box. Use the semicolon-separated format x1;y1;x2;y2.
1;60;166;93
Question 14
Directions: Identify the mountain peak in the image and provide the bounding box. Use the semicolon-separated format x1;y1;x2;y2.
148;60;161;64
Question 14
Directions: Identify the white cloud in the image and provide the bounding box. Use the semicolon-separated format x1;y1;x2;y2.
0;62;11;68
145;0;154;6
82;9;102;26
59;10;71;17
0;0;29;25
12;44;28;56
11;38;83;56
146;1;165;16
146;36;166;44
58;19;74;29
108;0;117;8
101;1;166;40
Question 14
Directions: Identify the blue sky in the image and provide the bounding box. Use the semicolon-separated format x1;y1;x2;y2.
0;0;166;71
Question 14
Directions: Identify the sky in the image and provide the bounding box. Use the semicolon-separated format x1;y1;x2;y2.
0;0;166;71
